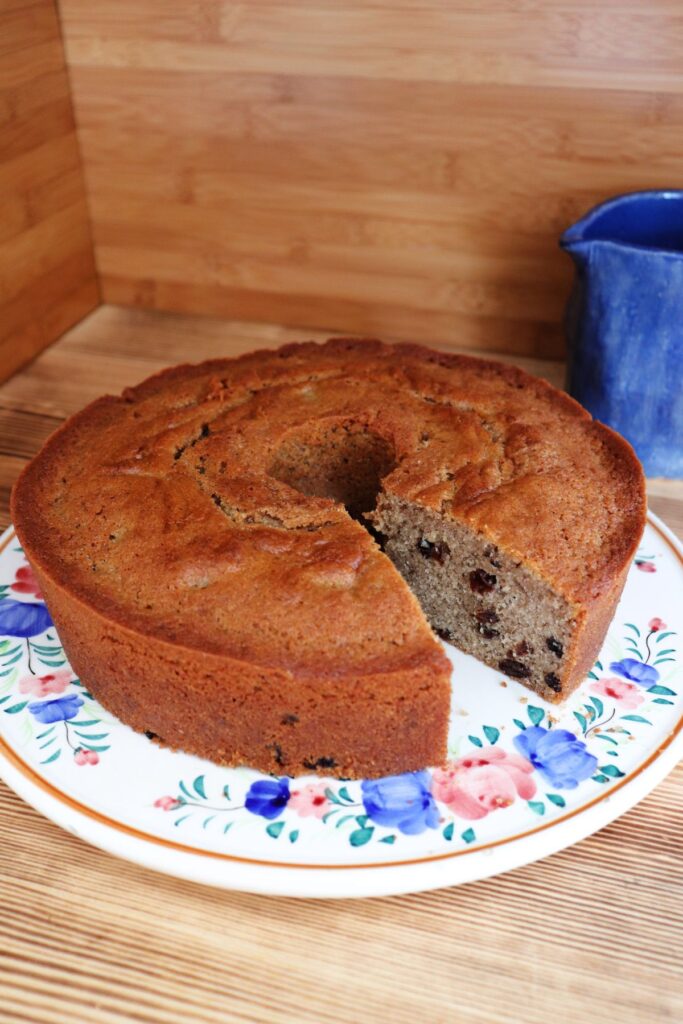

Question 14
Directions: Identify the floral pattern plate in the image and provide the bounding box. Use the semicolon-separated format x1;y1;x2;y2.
0;514;681;899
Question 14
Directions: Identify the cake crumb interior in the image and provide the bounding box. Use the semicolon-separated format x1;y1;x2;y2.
269;423;575;702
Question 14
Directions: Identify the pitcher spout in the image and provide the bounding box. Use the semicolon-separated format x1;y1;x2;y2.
559;233;593;267
561;189;683;260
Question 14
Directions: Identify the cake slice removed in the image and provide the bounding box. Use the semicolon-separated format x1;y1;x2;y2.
11;337;646;779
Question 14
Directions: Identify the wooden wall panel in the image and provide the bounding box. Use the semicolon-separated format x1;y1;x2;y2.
0;0;98;383
60;1;683;358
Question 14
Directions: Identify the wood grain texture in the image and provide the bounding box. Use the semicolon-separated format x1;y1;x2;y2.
59;0;683;357
0;305;681;1023
0;0;99;384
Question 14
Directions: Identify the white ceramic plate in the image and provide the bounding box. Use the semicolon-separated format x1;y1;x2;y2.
0;514;681;899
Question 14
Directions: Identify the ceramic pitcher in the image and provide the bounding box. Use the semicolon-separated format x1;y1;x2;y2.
561;191;683;478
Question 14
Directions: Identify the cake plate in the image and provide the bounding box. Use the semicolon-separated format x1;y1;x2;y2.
0;513;681;899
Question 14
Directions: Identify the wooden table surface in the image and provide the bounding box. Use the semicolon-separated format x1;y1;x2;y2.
0;306;681;1024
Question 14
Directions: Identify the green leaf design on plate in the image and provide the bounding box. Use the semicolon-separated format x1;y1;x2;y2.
0;668;18;691
654;658;676;666
461;828;476;844
288;830;299;843
192;775;207;800
513;718;526;731
223;822;233;834
652;698;674;705
338;786;353;803
202;815;215;829
587;671;598;680
625;623;641;637
573;711;587;734
3;701;27;714
79;744;110;753
653;650;676;658
349;826;374;847
592;773;609;783
621;715;652;724
589;696;604;717
179;780;194;801
18;715;32;745
174;814;193;827
2;652;23;668
595;733;618;745
266;821;285;839
483;725;500;745
527;800;545;815
647;684;676;696
334;814;356;829
80;700;106;717
527;706;544;726
468;734;483;748
442;822;454;841
599;763;625;778
655;632;675;643
222;785;231;801
546;793;566;808
40;749;61;765
379;835;396;844
324;787;342;805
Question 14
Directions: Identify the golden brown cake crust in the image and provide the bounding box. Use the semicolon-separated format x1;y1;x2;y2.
10;338;646;777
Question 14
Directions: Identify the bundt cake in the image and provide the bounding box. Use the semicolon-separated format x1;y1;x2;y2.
10;338;646;779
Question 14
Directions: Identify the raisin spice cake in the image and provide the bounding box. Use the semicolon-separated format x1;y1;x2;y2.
11;339;646;779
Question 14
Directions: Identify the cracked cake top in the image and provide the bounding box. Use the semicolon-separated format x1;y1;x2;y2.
11;338;645;674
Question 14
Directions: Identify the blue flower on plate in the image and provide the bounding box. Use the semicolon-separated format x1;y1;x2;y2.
28;694;83;724
513;726;597;790
245;777;291;820
361;771;439;835
0;599;52;638
609;658;660;688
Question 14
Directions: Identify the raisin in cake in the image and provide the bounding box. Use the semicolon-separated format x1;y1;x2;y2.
11;339;646;779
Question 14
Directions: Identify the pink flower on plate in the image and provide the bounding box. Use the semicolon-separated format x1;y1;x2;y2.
154;796;181;811
635;561;656;573
589;677;643;710
648;618;667;633
19;669;73;697
288;782;330;819
11;565;43;599
431;747;536;821
74;749;99;766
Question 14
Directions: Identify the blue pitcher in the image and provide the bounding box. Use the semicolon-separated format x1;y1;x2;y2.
561;191;683;477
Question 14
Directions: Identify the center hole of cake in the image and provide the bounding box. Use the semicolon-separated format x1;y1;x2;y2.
269;422;396;520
